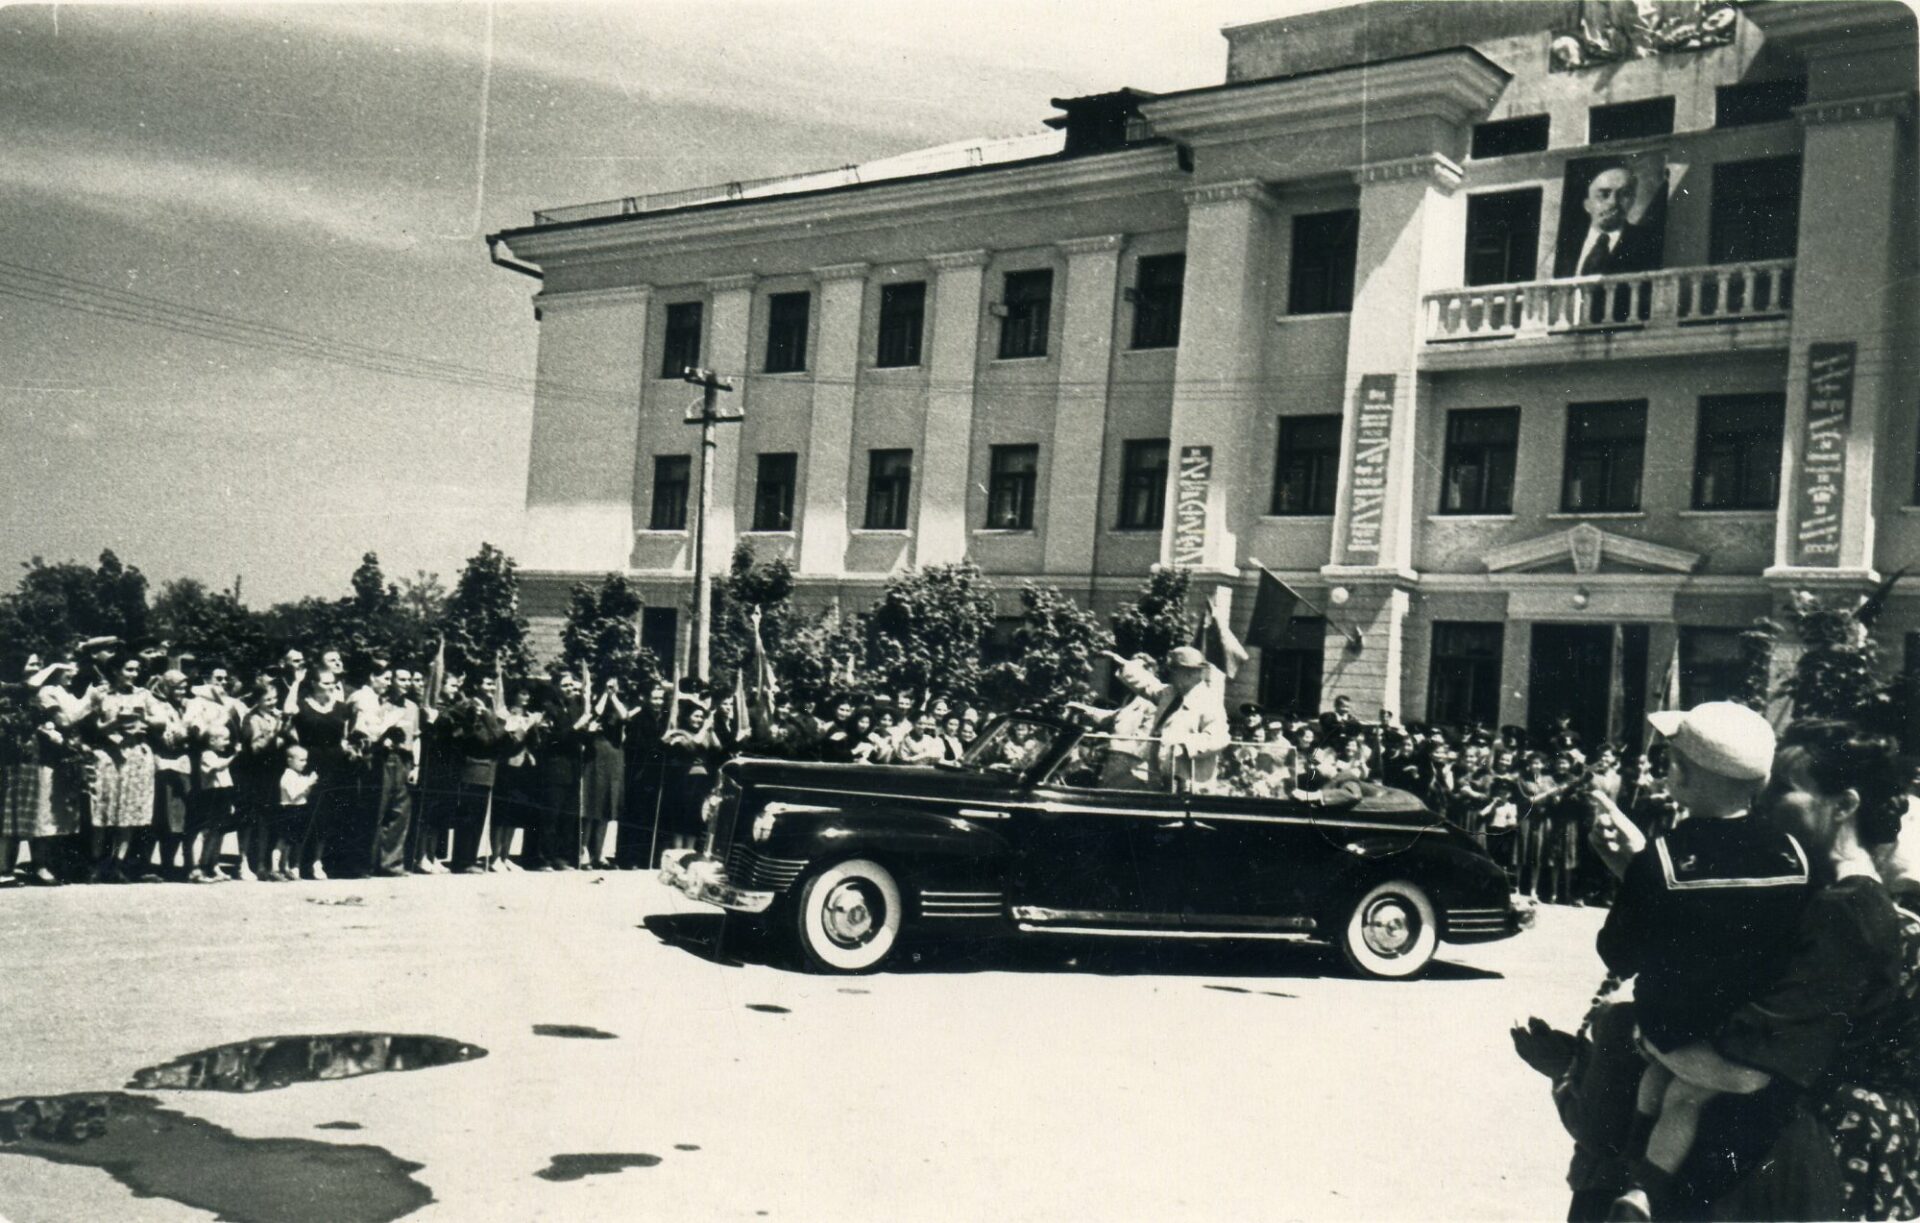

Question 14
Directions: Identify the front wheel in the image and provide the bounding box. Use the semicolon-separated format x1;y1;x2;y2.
792;858;904;974
1340;879;1438;980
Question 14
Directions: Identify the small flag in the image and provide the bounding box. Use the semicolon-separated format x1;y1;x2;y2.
1245;564;1300;649
1192;605;1249;681
1857;567;1908;626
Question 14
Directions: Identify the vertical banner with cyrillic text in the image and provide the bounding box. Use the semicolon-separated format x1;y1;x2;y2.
1343;374;1396;563
1791;341;1855;567
1171;445;1213;568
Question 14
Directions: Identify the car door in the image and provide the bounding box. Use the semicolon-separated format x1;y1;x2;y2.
1178;789;1345;935
1006;781;1190;929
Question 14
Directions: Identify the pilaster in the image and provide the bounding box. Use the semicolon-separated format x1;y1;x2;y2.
798;263;869;575
1045;235;1124;576
918;250;989;565
703;274;756;559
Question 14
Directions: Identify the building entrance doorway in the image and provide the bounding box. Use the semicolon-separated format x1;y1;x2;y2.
1529;623;1649;750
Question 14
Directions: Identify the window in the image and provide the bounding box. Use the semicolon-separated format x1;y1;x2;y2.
986;445;1039;530
1471;114;1550;158
863;449;913;530
640;608;678;675
751;452;798;531
1259;616;1325;718
1694;394;1784;511
1588;96;1675;144
1679;627;1749;708
660;302;702;379
1129;253;1186;349
764;291;810;374
1464;189;1543;286
1270;415;1342;516
1288;209;1359;314
649;455;691;531
996;269;1053;359
1117;439;1169;530
1428;622;1504;727
1439;408;1519;515
875;281;925;368
1717;78;1807;128
1562;400;1648;513
1709;157;1801;264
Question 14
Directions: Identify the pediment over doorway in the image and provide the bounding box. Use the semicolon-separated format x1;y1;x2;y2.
1483;523;1701;576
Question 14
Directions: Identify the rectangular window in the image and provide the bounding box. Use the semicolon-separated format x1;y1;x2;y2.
1428;622;1504;728
1464;189;1543;286
1562;400;1648;513
751;452;798;531
996;268;1053;359
1439;407;1520;515
1117;438;1169;530
660;302;702;380
1129;253;1186;349
1270;414;1342;516
649;455;691;531
1588;96;1675;144
1679;627;1748;708
1693;394;1784;510
863;449;913;530
1259;616;1325;718
1716;78;1807;128
875;281;925;368
986;445;1039;530
764;291;810;374
1288;209;1359;314
1471;114;1550;158
639;608;678;676
1709;156;1801;264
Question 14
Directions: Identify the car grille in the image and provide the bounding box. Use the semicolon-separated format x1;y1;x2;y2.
918;890;1004;920
1444;906;1510;937
724;843;809;893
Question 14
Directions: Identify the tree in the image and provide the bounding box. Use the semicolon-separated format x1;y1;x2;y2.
1776;590;1904;733
398;571;448;624
711;543;800;692
0;550;151;662
151;577;269;674
981;582;1110;714
1110;566;1196;664
860;561;997;703
558;574;659;695
438;543;532;680
772;610;865;715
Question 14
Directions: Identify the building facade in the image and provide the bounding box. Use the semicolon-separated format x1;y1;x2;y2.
490;0;1920;744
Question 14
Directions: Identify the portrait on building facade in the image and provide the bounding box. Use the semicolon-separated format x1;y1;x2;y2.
1551;151;1670;279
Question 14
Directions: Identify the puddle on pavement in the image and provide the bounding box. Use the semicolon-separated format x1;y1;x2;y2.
536;1153;662;1182
1203;984;1250;994
128;1034;486;1093
744;1004;789;1014
0;1092;431;1223
532;1024;618;1040
318;1121;364;1130
674;1143;700;1151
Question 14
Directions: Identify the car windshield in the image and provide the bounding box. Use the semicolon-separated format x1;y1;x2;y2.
957;717;1061;775
1041;734;1402;808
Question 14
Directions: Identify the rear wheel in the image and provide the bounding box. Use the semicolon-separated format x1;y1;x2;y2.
792;858;903;974
1339;879;1438;979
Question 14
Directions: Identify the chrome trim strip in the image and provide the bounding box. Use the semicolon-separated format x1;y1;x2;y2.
1016;924;1315;942
923;913;1001;919
920;890;1001;898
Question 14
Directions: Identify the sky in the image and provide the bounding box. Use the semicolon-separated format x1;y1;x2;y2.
1;0;1326;605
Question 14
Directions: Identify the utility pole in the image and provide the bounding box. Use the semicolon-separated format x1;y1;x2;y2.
682;367;740;683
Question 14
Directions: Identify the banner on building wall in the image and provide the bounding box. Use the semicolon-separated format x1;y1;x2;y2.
1791;341;1856;567
1343;374;1396;563
1172;446;1212;568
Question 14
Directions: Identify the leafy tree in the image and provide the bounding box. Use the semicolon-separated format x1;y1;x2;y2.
397;571;448;624
981;582;1110;714
438;542;532;680
711;544;802;692
151;577;269;674
1733;619;1778;712
0;550;151;662
1776;590;1903;733
1109;566;1195;664
558;573;659;695
860;561;997;703
773;610;865;715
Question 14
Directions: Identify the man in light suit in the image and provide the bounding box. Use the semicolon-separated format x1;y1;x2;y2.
1145;647;1230;791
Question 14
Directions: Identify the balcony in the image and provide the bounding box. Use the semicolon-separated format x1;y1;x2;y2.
1420;259;1795;370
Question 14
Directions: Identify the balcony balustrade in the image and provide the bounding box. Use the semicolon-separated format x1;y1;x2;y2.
1424;259;1795;344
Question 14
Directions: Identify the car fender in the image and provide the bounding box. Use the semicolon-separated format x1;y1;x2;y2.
757;807;1015;900
1327;833;1508;914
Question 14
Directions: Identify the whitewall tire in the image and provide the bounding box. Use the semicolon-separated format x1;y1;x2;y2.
793;858;904;974
1340;879;1439;980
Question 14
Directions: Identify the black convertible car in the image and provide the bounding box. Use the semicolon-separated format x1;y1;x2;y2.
660;715;1532;977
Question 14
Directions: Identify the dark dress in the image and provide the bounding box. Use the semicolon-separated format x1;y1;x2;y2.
580;717;624;864
291;700;352;862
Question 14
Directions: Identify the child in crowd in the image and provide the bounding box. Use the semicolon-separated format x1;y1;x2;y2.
188;724;237;883
273;744;318;882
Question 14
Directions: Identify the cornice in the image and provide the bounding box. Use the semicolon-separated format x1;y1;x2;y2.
1183;180;1278;210
1140;49;1507;148
1742;1;1917;50
706;273;758;293
812;261;871;282
928;249;991;271
1057;233;1126;255
1355;152;1463;191
1796;91;1915;127
532;284;652;313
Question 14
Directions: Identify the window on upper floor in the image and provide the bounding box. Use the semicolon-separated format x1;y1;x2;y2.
996;269;1053;359
1464;189;1543;286
864;449;913;530
1679;627;1750;708
764;291;811;374
1562;400;1647;513
660;302;703;380
1429;622;1504;728
875;281;926;368
1709;156;1801;264
1288;209;1359;315
1471;114;1550;159
986;445;1039;530
1270;414;1342;516
1716;78;1807;128
1129;253;1186;350
1588;96;1675;144
751;452;798;532
649;455;691;531
1116;438;1169;530
1693;393;1784;511
1439;408;1519;516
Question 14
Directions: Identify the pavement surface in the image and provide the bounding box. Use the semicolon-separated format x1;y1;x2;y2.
0;871;1610;1222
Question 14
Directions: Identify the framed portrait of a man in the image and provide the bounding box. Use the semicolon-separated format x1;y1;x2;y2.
1552;152;1671;279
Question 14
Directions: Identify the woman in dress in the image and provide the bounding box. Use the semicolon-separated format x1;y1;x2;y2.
147;670;194;880
579;676;632;869
289;667;353;880
1;658;85;885
491;683;542;872
88;653;161;881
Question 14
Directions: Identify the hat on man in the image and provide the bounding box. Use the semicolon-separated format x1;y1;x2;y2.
1646;701;1776;782
1167;646;1207;671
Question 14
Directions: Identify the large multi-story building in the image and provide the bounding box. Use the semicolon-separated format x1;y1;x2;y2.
489;0;1919;746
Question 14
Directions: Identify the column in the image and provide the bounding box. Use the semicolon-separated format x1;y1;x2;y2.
917;250;988;565
702;273;756;561
521;285;649;572
798;262;869;575
1044;234;1123;578
1767;91;1914;586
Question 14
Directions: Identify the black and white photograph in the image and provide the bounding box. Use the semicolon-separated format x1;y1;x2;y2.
3;1;1919;1221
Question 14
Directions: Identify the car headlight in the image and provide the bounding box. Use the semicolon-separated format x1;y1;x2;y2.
700;790;725;826
751;812;777;843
